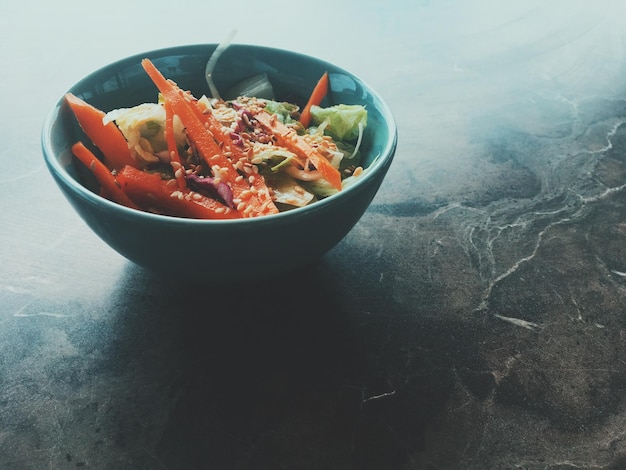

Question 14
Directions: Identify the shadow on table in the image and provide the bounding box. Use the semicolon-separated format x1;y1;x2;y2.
100;246;486;470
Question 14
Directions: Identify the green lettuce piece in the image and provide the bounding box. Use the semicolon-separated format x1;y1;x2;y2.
264;173;314;207
310;104;367;141
262;100;299;124
301;178;340;199
253;148;296;172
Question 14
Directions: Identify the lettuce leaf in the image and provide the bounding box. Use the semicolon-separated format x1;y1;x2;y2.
252;146;297;172
309;104;367;141
301;178;340;199
104;103;186;165
262;100;299;125
263;173;314;207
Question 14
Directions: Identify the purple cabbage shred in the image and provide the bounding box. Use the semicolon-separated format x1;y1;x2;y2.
230;132;243;147
186;174;235;209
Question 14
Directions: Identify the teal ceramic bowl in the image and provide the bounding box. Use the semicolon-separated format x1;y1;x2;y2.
41;44;397;282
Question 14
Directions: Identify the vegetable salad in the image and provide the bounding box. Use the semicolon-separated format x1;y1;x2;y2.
65;58;368;219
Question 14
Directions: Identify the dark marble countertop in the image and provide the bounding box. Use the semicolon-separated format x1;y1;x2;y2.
3;1;626;469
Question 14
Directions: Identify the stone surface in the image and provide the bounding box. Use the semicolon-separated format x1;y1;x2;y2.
3;1;626;468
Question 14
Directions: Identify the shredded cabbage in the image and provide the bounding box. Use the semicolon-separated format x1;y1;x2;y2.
104;103;185;165
261;100;299;125
310;104;367;141
251;146;297;172
301;178;340;198
263;173;315;207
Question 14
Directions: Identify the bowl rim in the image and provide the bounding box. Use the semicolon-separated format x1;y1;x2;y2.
41;43;398;226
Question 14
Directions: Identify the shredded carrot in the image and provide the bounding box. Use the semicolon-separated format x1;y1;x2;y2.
299;71;329;128
140;58;278;218
65;93;135;171
71;142;140;210
115;165;239;219
187;99;279;216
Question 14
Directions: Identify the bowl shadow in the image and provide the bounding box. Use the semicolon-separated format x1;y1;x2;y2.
96;246;472;469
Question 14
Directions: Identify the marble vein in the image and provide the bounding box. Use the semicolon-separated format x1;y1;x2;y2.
493;314;541;330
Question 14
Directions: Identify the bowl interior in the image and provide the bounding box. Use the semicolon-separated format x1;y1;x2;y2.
45;44;397;213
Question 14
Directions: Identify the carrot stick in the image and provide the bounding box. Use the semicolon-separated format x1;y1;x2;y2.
65;93;136;170
299;71;329;128
71;142;140;209
188;99;279;216
141;59;268;217
116;165;240;220
254;110;342;191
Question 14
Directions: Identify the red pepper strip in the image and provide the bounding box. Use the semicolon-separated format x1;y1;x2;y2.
253;110;342;191
71;142;140;209
299;71;329;128
188;100;279;216
163;99;187;190
115;165;240;220
141;59;266;218
65;93;136;171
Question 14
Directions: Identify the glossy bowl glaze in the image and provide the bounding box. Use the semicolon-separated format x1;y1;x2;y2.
41;44;397;282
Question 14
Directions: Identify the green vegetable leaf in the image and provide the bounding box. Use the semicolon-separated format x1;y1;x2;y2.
310;104;367;141
264;173;314;207
301;177;340;199
263;100;299;124
104;103;185;165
